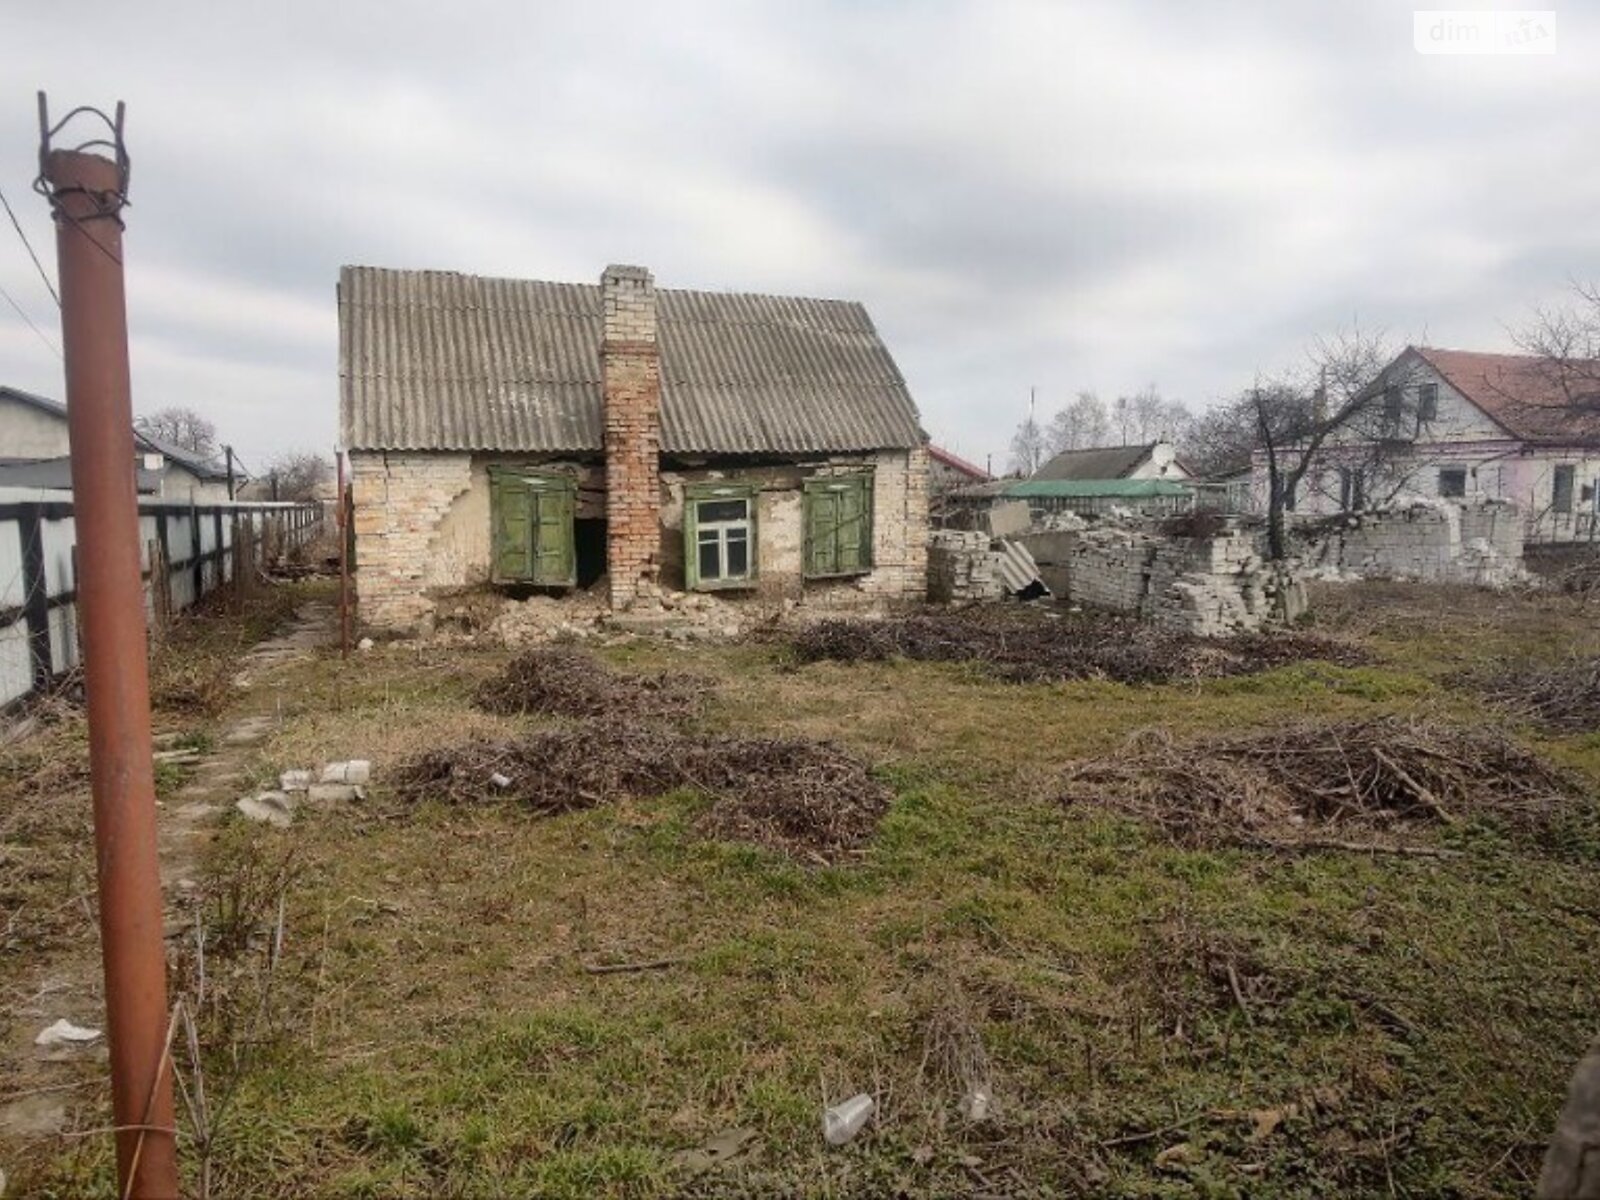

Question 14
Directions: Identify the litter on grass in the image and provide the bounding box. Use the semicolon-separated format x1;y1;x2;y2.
1060;715;1583;849
391;719;889;862
785;607;1366;686
236;792;294;828
823;1094;875;1146
35;1019;101;1047
475;647;712;720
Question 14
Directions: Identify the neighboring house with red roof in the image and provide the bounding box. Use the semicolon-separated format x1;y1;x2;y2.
1253;346;1600;543
927;444;992;494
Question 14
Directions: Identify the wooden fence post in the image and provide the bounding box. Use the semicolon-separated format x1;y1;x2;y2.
19;505;53;696
189;502;202;607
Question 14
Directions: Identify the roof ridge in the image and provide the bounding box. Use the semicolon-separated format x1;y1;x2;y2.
341;263;869;311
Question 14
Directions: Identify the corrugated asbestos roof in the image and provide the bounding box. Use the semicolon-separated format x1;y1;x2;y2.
1006;478;1194;499
1032;443;1159;481
339;266;926;454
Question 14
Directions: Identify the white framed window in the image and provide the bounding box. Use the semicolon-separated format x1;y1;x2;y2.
685;486;756;589
1418;382;1440;422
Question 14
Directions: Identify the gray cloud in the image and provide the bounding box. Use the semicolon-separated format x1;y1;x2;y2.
1;0;1596;471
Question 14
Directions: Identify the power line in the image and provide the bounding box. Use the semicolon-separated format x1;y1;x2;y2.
0;183;60;307
0;278;61;358
58;208;123;268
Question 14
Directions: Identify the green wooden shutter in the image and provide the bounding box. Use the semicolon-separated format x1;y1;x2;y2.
683;494;701;589
531;484;576;586
804;474;873;577
491;473;533;581
836;476;869;573
806;488;839;577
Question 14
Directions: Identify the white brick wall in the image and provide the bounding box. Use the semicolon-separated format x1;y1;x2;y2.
350;451;473;630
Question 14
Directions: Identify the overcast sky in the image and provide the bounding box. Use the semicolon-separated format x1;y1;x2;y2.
2;1;1596;472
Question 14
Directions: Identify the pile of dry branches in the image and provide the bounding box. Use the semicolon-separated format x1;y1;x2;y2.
1060;716;1581;850
390;720;889;862
475;647;711;720
787;607;1366;686
1469;654;1600;734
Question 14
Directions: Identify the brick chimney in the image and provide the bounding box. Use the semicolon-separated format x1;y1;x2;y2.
600;264;661;609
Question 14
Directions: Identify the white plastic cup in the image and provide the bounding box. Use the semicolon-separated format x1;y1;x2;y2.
959;1084;992;1122
823;1093;874;1146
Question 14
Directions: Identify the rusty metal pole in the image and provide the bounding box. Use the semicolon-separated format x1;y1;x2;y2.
42;117;180;1198
338;450;351;658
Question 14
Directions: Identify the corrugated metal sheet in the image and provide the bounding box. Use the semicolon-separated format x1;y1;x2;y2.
339;266;926;454
994;540;1046;594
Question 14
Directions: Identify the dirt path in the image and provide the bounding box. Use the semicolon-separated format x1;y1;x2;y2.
162;599;336;885
0;598;335;1155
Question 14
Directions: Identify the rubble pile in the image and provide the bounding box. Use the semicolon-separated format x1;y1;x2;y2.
485;591;609;645
478;582;759;646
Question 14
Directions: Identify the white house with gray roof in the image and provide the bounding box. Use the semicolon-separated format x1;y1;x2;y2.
338;263;931;630
0;385;235;501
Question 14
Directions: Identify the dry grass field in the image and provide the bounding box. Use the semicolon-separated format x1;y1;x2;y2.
5;580;1600;1198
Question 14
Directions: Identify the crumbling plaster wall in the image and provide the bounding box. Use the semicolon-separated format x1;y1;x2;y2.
349;450;474;630
657;446;929;607
352;447;930;631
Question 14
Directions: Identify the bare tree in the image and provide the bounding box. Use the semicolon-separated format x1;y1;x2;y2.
1514;279;1600;412
1046;390;1110;453
1251;326;1425;560
1180;400;1259;480
264;450;332;501
1007;415;1048;476
1160;398;1194;446
1111;394;1133;444
135;406;218;458
1126;385;1163;442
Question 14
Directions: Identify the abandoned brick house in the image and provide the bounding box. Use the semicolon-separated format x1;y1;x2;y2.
339;264;930;630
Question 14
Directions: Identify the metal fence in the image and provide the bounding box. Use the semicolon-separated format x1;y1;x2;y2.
0;489;321;708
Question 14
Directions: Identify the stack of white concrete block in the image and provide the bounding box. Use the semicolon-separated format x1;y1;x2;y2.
1015;526;1300;636
928;529;1006;602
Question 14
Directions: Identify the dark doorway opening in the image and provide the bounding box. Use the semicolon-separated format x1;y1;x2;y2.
575;518;608;588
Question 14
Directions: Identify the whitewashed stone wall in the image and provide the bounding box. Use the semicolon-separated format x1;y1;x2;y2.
1294;499;1526;586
